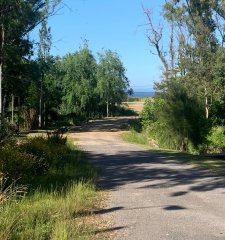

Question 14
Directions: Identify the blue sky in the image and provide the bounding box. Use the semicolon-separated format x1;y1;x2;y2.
32;0;166;91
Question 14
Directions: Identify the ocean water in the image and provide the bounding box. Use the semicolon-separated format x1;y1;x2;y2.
131;92;155;98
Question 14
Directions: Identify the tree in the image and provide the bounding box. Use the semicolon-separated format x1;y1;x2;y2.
162;0;225;119
143;6;176;81
38;19;52;127
97;50;130;117
0;0;60;129
60;46;98;121
142;0;225;152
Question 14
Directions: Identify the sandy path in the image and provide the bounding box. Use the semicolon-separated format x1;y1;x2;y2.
69;117;225;240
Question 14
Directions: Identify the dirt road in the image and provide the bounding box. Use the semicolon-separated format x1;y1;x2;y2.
71;117;225;240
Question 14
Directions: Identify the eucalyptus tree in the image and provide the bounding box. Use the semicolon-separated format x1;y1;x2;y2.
38;19;52;127
162;0;225;119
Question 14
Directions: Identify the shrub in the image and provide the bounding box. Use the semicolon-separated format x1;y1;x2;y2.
20;137;53;174
207;126;225;152
46;128;68;145
0;145;39;183
20;137;70;172
0;122;18;143
0;137;71;186
140;98;157;128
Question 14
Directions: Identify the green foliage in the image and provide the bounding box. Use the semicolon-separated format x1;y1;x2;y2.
141;0;225;153
140;80;208;152
0;136;70;185
59;47;98;119
207;126;225;152
140;98;158;127
0;145;38;183
128;119;143;133
0;0;59;109
46;128;68;145
0;136;101;239
122;130;149;145
0;122;18;143
97;50;130;116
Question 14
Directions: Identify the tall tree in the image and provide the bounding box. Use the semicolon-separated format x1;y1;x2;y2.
38;19;52;127
60;46;98;120
162;0;225;119
0;0;60;128
97;50;130;117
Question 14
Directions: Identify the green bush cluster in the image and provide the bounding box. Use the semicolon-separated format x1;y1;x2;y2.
206;126;225;152
0;136;69;185
138;95;225;154
139;90;207;152
0;146;36;182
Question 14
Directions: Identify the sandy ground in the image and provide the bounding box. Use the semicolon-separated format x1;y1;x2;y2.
122;101;145;113
69;117;225;240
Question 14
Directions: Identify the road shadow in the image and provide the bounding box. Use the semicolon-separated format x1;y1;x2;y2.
69;117;136;133
86;149;225;196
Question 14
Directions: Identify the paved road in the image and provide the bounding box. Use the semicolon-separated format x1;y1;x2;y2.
71;117;225;240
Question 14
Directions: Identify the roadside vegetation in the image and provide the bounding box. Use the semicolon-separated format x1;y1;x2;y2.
140;1;225;154
0;133;105;240
0;2;133;239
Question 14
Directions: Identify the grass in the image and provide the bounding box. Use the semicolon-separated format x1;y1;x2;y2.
121;130;149;145
0;138;106;240
0;182;99;240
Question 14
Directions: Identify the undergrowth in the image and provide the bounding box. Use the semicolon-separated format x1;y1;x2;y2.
0;136;104;240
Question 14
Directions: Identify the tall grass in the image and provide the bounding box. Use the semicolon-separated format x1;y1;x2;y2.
122;130;149;145
0;182;98;240
0;137;103;240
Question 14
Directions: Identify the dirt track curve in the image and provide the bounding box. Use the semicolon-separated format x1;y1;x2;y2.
70;117;225;240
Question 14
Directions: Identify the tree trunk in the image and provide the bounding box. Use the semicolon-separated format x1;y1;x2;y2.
169;22;175;78
204;87;209;119
11;94;14;124
39;76;44;128
106;98;109;117
0;23;4;128
205;96;209;119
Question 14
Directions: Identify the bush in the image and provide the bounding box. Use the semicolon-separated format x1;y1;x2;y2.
0;145;39;183
0;137;71;185
46;128;68;145
207;126;225;152
140;98;157;128
0;122;18;143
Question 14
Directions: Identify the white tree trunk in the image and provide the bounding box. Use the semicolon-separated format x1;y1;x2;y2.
39;77;43;127
106;98;109;118
204;87;209;119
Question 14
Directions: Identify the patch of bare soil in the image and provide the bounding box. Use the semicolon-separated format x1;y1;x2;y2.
122;101;144;113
